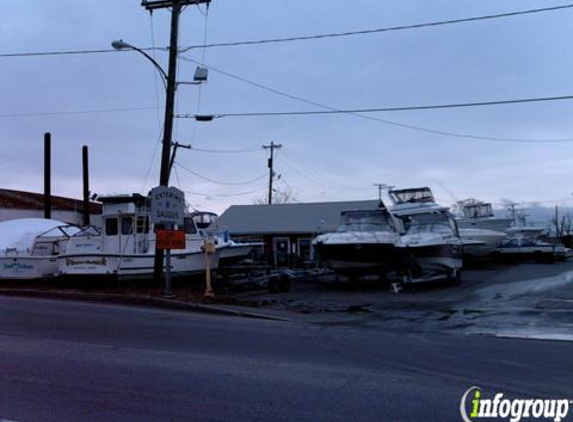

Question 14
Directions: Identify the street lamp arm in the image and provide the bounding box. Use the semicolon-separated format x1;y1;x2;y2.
112;40;168;89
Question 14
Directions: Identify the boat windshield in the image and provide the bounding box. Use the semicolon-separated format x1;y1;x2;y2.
403;213;457;235
338;210;393;232
388;188;434;205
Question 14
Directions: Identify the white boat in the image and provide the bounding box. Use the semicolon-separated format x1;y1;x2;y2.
58;194;219;279
456;202;513;232
191;211;261;263
312;205;401;277
0;222;80;280
389;187;463;282
459;228;507;258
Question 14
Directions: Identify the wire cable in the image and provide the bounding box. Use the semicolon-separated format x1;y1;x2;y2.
177;56;573;144
179;3;573;51
3;4;572;59
184;186;266;198
200;95;573;117
0;106;161;118
175;161;267;185
189;145;262;153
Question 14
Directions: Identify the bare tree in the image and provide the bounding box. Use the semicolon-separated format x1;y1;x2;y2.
254;186;298;205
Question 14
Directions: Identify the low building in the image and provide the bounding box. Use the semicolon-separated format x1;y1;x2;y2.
214;200;380;267
0;188;102;226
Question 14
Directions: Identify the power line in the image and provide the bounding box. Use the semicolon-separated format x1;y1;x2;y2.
179;3;573;51
184;186;266;198
175;161;267;185
2;3;571;59
0;105;161;118
189;145;261;153
177;56;573;144
0;47;166;59
190;95;573;119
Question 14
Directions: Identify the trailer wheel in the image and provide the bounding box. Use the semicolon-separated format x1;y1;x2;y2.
268;275;279;293
278;274;291;292
448;269;462;285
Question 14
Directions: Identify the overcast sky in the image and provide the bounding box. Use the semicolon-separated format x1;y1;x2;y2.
1;0;573;215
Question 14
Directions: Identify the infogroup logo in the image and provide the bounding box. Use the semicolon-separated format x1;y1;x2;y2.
460;386;571;422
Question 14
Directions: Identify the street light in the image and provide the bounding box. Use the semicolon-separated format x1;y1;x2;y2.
111;39;168;88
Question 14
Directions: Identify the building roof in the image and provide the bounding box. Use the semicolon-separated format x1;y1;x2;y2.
0;189;102;214
214;200;381;235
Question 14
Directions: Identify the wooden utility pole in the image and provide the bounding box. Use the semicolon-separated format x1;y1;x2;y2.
263;142;282;205
142;0;211;286
82;145;90;226
44;132;52;219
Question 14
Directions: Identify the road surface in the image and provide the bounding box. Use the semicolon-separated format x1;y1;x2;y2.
0;296;571;422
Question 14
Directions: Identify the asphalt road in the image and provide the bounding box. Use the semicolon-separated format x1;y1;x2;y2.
0;297;571;422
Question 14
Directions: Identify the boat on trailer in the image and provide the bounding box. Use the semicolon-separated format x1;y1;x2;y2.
389;187;463;283
58;194;220;280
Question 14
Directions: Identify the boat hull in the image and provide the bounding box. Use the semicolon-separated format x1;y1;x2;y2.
0;256;59;279
399;243;463;277
58;251;219;280
314;242;398;276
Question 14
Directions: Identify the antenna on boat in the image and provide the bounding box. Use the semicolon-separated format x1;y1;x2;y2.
373;183;394;203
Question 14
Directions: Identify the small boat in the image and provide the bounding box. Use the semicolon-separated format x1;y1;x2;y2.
191;211;261;264
459;228;507;258
0;222;80;280
58;194;218;280
312;204;401;277
389;187;463;282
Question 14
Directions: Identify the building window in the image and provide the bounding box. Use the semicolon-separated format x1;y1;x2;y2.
105;218;118;236
121;217;134;235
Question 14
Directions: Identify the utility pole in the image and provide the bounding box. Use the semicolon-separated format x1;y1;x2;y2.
82;145;90;226
263;141;282;205
142;0;211;288
43;132;52;219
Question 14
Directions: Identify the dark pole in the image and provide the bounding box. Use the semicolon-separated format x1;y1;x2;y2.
159;1;181;186
154;0;182;287
82;145;90;226
263;142;282;205
268;141;274;205
44;132;52;219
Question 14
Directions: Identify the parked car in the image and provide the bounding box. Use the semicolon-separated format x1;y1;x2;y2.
494;236;569;263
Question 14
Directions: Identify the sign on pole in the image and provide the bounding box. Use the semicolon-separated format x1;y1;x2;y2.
150;186;185;227
156;230;186;250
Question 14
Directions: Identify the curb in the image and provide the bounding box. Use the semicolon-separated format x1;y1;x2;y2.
0;289;289;321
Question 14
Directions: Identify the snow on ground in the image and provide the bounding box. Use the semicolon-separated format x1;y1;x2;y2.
0;218;72;254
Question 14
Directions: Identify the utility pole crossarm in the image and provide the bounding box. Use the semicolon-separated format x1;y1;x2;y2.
142;0;211;11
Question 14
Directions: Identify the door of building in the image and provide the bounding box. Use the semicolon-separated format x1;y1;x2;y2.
273;237;290;267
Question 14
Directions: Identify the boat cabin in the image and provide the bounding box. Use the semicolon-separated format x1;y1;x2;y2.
461;203;494;219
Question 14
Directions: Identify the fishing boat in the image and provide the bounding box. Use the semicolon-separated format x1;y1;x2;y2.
58;194;219;279
312;203;401;277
